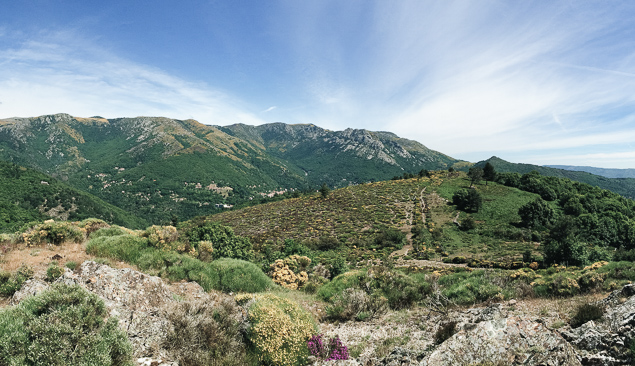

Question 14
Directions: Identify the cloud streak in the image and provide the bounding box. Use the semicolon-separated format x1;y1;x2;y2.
0;31;266;126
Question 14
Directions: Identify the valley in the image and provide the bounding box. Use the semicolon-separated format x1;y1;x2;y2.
1;115;635;365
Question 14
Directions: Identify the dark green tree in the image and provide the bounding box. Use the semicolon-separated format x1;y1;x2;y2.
319;183;330;198
483;162;496;186
543;216;588;266
518;197;556;229
467;167;484;187
453;189;483;213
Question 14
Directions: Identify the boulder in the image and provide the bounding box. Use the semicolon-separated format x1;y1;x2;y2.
420;315;581;365
561;284;635;365
9;278;49;305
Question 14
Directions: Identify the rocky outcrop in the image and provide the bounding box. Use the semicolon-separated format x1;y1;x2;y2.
561;284;635;365
421;315;580;365
10;261;207;365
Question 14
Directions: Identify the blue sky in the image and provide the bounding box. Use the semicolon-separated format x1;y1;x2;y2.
2;1;635;168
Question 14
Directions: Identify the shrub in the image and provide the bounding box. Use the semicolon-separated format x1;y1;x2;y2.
65;261;78;271
270;259;309;290
330;256;349;278
237;293;316;366
163;293;248;365
86;234;149;264
197;240;214;262
440;270;503;305
181;221;254;261
20;221;85;246
89;226;129;239
0;265;34;297
374;227;406;249
307;334;349;361
87;234;273;294
460;216;476;231
208;258;275;293
144;225;182;252
434;321;458;344
77;218;110;235
577;271;606;293
0;284;133;365
46;262;64;282
318;267;429;310
325;288;387;321
570;303;604;328
549;273;580;297
305;236;340;251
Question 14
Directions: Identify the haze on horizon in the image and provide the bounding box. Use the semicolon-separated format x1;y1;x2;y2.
2;1;635;168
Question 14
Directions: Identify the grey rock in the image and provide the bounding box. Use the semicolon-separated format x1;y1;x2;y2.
420;316;581;366
377;347;421;366
561;284;635;365
55;261;177;360
9;278;50;305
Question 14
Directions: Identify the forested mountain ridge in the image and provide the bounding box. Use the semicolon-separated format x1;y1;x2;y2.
220;123;457;186
476;156;635;198
0;114;460;224
547;165;635;179
0;161;147;231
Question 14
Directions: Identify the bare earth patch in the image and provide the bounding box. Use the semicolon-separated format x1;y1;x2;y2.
0;241;137;275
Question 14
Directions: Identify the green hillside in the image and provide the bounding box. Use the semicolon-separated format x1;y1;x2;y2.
0;161;147;232
207;168;635;268
477;156;635;198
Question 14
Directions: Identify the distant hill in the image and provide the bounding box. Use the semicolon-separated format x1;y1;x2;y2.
0;161;147;232
0;114;461;224
546;165;635;179
220;123;457;186
476;157;635;198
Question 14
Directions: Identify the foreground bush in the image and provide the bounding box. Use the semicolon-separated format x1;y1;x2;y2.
76;218;110;235
325;288;387;321
86;234;274;293
164;293;249;365
317;266;430;317
0;284;132;365
570;303;604;328
89;226;131;239
20;221;85;246
237;293;316;366
307;334;349;361
439;269;504;305
0;265;34;297
180;220;254;261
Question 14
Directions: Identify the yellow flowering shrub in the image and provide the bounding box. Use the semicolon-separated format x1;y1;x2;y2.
584;261;609;271
197;240;214;262
20;221;85;246
270;257;309;290
144;225;180;251
76;218;110;235
238;293;316;366
509;268;539;282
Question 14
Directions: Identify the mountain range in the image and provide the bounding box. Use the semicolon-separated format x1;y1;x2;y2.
546;165;635;179
0;114;458;225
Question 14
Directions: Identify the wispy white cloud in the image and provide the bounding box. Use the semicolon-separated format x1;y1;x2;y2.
262;106;277;113
0;31;267;125
275;1;635;167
